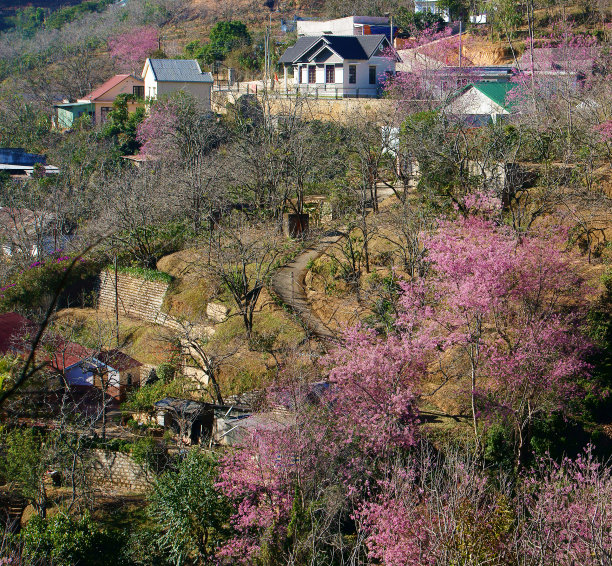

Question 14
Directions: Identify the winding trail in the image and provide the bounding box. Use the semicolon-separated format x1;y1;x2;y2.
271;230;342;345
271;186;397;346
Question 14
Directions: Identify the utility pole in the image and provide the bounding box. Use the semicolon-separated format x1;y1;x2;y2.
264;22;268;90
459;20;462;68
114;252;119;348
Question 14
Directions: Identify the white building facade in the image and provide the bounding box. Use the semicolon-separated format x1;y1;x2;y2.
297;16;390;37
278;35;398;98
142;59;213;110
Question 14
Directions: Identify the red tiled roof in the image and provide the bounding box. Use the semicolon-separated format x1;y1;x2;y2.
0;312;35;355
85;74;137;102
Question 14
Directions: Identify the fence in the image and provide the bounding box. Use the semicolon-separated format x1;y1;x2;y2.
213;81;383;99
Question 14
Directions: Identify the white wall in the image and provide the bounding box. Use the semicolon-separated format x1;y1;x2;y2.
297;16;389;36
343;57;395;93
447;87;507;116
293;57;393;94
143;66;158;99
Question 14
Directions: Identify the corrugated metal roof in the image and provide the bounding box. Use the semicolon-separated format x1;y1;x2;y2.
472;82;516;110
147;59;213;83
279;35;389;63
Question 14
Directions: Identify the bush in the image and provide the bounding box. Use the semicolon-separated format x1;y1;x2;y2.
156;362;176;382
21;512;111;566
0;254;101;312
130;435;168;473
113;265;173;283
123;380;169;413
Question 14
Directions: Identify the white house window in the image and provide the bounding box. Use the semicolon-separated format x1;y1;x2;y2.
308;66;316;84
325;65;335;84
369;66;377;85
348;65;356;84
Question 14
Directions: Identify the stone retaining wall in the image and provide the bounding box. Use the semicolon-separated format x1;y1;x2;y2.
98;270;170;325
97;271;217;336
214;91;395;123
89;449;152;493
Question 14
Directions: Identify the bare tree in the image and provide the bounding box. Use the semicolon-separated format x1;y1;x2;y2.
209;218;283;341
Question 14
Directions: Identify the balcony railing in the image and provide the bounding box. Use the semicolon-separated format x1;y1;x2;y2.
213;81;383;99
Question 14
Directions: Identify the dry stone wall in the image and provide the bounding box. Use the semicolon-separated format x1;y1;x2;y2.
89;449;152;492
98;271;216;335
98;270;169;324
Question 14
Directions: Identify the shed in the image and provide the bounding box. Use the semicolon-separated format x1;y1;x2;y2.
154;397;214;445
54;102;95;129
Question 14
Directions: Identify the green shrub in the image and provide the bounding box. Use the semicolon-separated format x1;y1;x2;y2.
130;435;168;474
110;266;173;284
0;254;101;312
123;380;169;413
22;512;110;566
156;362;176;383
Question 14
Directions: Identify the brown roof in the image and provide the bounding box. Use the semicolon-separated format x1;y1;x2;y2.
95;349;142;371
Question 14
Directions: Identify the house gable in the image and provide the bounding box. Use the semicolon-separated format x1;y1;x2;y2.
90;76;143;102
447;85;510;116
83;74;143;103
310;45;344;64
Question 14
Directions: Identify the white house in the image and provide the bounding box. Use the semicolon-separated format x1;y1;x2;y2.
52;345;142;402
297;16;390;37
414;0;450;22
414;0;486;23
141;59;214;109
278;35;398;98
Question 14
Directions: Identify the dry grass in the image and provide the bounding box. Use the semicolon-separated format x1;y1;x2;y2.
52;308;172;366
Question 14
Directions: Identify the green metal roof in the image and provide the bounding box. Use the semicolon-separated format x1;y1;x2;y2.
471;82;516;110
54;102;94;109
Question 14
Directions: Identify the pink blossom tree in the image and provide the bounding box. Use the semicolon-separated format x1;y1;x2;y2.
398;212;593;466
517;446;612;564
136;98;178;160
216;326;427;563
386;27;477;114
108;26;159;75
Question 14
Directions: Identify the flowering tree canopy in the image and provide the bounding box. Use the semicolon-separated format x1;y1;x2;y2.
108;26;158;74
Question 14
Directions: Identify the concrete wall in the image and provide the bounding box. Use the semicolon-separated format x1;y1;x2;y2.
216;93;396;123
92;76;144;124
156;82;212;111
97;270;217;336
297;16;389;36
89;449;152;492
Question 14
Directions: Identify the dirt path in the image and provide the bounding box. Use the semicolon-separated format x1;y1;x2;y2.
271;230;343;346
271;187;397;346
